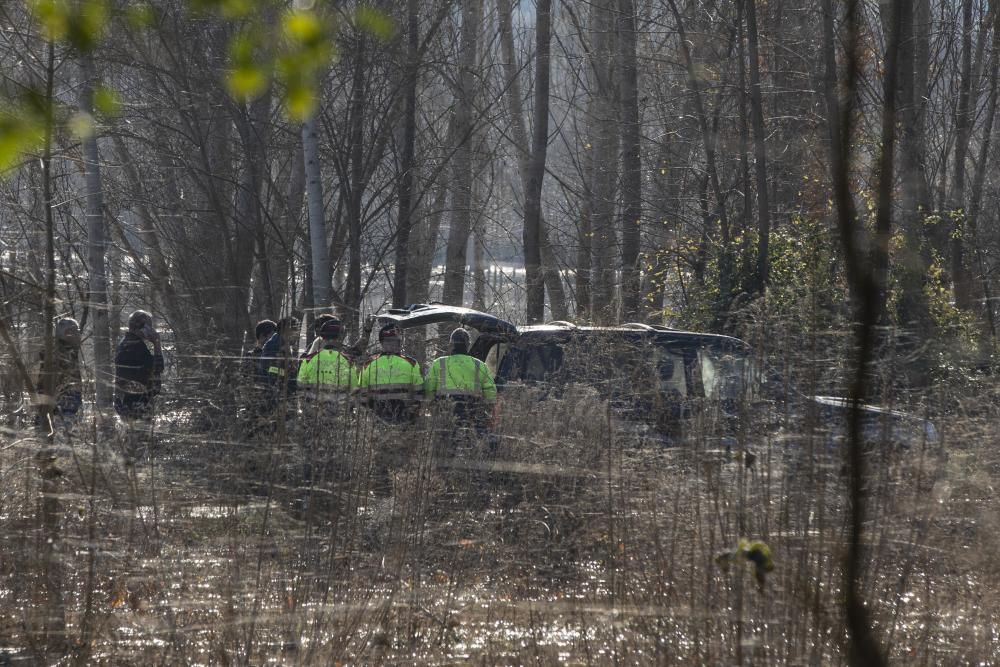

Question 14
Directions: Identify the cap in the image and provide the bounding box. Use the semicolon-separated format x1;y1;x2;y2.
449;327;471;349
313;313;336;333
318;317;342;338
378;324;401;343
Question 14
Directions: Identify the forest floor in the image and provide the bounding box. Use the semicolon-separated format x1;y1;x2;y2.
1;386;999;665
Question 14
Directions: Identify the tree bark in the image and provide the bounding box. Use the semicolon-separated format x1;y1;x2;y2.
81;52;112;408
392;0;419;308
618;0;642;319
442;0;482;308
949;0;975;310
303;113;331;312
345;39;367;331
746;0;772;295
894;0;933;333
522;0;552;324
496;0;567;321
588;0;619;324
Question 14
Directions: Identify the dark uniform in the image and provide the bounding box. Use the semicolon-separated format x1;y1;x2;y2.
36;317;83;425
114;312;164;420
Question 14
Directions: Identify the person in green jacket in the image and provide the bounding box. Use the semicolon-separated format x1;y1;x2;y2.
424;327;496;431
358;324;423;424
297;317;354;407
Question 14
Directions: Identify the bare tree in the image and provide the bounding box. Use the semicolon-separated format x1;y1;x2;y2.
442;0;482;308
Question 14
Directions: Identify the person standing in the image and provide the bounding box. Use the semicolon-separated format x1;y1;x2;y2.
359;323;424;497
36;317;83;427
424;328;496;431
244;319;277;382
114;310;164;420
296;317;354;402
358;324;423;424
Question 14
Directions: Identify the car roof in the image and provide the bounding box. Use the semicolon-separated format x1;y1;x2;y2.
516;323;750;351
373;306;747;350
376;304;518;339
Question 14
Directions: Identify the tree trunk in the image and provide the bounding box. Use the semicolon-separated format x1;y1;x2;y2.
497;0;567;321
588;0;619;324
522;0;552;324
345;41;367;331
746;0;772;295
949;0;975;310
230;93;270;348
618;0;642;320
968;11;1000;341
392;0;419;308
303;114;331;312
894;0;933;333
82;52;112;408
442;0;482;308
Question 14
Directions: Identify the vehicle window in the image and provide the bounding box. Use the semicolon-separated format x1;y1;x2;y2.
698;348;757;400
485;342;507;375
524;348;547;381
655;347;688;397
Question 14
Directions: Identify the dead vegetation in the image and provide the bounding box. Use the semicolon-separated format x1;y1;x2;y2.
0;357;998;665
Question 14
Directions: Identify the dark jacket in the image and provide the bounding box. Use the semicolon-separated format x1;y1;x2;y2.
37;341;83;417
258;332;297;393
114;332;164;419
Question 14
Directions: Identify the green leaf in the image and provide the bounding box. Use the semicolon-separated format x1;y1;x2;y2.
66;0;108;52
284;10;323;43
126;3;155;28
285;83;317;121
354;6;395;41
0;109;46;176
227;65;269;101
226;31;270;101
93;86;121;117
28;0;70;41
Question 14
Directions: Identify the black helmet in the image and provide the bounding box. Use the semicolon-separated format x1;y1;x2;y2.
318;317;342;338
127;310;152;332
449;327;471;353
313;313;336;333
378;323;401;343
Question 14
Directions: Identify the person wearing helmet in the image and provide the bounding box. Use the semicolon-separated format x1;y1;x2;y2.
114;310;165;420
35;317;83;427
358;324;423;424
424;327;496;430
302;313;336;358
360;323;424;496
296;316;354;402
304;313;375;363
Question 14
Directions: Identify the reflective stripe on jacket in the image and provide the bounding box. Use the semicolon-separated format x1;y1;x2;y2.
359;354;423;400
297;348;354;391
424;354;496;401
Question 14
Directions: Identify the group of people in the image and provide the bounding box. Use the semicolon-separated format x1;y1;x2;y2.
246;314;497;432
35;310;164;428
33;308;497;442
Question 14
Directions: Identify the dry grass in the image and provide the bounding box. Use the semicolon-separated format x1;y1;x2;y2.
1;356;998;665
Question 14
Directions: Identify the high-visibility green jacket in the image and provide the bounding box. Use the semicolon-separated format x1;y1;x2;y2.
358;353;423;399
297;347;354;392
424;354;496;402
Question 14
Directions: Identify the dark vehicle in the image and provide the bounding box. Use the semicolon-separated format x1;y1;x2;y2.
376;305;939;449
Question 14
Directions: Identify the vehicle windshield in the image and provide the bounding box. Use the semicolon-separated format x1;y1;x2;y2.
698;347;759;401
